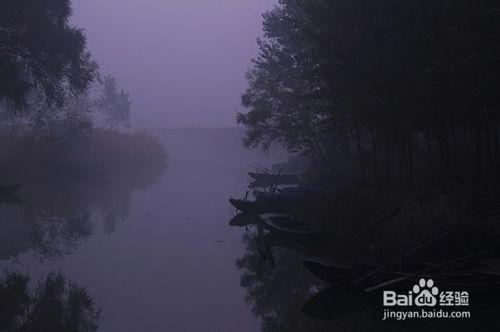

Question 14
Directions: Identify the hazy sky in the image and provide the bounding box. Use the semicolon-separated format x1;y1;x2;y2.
71;0;276;128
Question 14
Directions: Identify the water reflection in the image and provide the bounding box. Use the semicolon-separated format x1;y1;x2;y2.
233;216;500;331
235;226;339;332
0;165;164;261
0;271;100;331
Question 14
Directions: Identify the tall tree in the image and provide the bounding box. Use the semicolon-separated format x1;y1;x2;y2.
0;0;98;109
240;0;500;185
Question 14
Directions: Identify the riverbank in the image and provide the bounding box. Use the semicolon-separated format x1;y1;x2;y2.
0;128;167;182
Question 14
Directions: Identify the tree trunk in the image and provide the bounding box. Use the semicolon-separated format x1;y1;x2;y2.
371;131;379;183
386;136;392;185
356;132;366;182
475;123;482;183
407;132;413;189
427;132;432;183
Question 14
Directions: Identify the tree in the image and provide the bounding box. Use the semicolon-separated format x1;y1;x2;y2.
97;76;132;129
0;0;98;109
240;0;500;186
0;272;100;331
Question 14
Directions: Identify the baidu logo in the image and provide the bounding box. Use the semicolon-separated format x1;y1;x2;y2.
383;278;469;308
413;278;439;306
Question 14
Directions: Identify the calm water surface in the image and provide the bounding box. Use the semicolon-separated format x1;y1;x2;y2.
0;128;288;331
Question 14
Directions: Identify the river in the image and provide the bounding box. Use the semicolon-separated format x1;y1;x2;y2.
0;128;291;331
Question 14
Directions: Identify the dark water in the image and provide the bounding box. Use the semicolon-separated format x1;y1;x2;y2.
0;128;292;331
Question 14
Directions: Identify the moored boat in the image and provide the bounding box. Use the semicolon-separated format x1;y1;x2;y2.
229;213;262;227
229;198;292;214
248;172;302;185
260;214;332;242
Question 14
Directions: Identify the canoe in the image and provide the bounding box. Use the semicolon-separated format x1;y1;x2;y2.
302;259;368;286
252;190;306;202
0;183;22;194
260;214;332;242
229;213;262;227
259;233;330;258
248;172;302;184
253;188;326;202
230;198;257;213
228;198;293;214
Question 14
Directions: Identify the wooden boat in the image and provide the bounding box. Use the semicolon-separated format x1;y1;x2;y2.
260;214;332;242
253;187;326;202
228;197;294;214
229;213;262;227
248;172;302;185
258;233;331;258
302;259;368;286
0;183;22;194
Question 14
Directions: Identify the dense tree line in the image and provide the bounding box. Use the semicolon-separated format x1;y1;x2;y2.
239;0;499;188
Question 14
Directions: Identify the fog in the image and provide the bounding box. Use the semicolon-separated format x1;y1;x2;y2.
1;1;497;331
71;0;276;128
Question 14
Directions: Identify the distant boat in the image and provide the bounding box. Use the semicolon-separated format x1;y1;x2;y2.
260;214;332;242
0;183;22;194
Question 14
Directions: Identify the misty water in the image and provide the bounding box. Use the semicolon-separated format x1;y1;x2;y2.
0;128;296;331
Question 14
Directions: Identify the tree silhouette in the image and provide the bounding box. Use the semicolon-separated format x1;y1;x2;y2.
240;0;500;188
0;0;98;109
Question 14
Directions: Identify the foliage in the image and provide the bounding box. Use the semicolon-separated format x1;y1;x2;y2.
240;0;500;187
0;127;167;182
88;128;167;169
96;76;132;129
0;0;98;109
0;272;99;332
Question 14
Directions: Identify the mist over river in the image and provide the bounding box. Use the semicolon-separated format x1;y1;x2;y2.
0;128;287;331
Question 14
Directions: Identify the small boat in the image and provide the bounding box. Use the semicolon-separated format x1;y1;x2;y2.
229;198;290;214
229;198;258;213
302;259;369;286
253;187;326;201
0;183;22;194
248;172;302;185
258;233;330;258
229;213;262;227
260;214;332;242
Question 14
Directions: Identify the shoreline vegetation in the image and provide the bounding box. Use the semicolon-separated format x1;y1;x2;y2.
232;1;500;328
236;0;499;259
0;127;167;183
0;3;167;330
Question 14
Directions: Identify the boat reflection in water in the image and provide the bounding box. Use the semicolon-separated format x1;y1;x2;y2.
229;172;500;331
